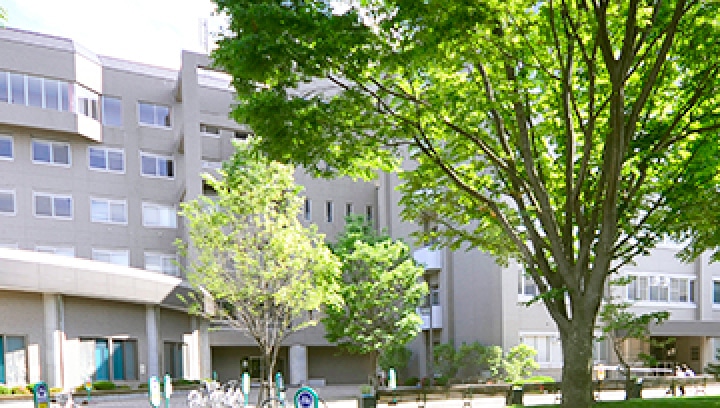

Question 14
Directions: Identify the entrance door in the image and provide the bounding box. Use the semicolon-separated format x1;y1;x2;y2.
95;340;109;381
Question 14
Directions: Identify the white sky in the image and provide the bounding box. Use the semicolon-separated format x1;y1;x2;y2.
3;0;219;69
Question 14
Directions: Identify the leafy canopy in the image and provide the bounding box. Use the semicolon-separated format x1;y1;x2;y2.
323;215;427;355
178;142;341;358
213;0;720;405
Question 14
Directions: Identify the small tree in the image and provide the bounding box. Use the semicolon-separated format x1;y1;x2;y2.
178;144;341;404
456;342;503;381
433;343;459;381
378;345;412;374
323;215;427;385
599;278;670;400
503;344;540;384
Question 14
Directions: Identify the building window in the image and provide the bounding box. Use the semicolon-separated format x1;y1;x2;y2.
76;85;99;120
0;72;70;111
89;147;125;173
34;192;72;219
10;73;25;105
0;135;13;160
521;334;562;366
91;249;129;266
145;253;179;276
35;246;75;257
138;102;171;127
0;335;27;385
32;140;71;166
593;338;608;362
345;203;353;217
79;338;137;381
234;131;250;140
200;124;220;136
91;198;128;224
326;201;334;223
518;273;539;297
142;202;177;228
713;281;720;305
627;275;695;303
304;198;312;221
102;96;122;127
141;152;174;178
163;342;185;379
0;190;15;215
366;205;374;223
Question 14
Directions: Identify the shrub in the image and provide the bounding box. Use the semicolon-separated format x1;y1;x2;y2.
403;376;419;386
49;387;64;394
0;386;11;395
433;376;449;386
172;379;200;386
92;381;116;391
11;385;31;395
379;345;413;372
503;344;539;384
433;343;459;379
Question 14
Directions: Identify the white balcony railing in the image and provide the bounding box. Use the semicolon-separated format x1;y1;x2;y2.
413;247;443;270
418;305;443;330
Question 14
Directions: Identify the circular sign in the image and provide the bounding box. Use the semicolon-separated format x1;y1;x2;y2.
294;387;319;408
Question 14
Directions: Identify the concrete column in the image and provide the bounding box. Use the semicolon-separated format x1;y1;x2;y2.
288;345;308;385
199;318;212;380
696;252;713;320
43;293;64;388
146;305;160;379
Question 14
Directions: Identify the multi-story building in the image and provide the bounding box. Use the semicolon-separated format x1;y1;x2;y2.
1;26;719;390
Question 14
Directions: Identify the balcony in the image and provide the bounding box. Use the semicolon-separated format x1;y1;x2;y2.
418;305;443;330
413;247;443;270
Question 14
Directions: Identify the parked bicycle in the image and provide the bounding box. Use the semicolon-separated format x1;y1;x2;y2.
187;380;244;408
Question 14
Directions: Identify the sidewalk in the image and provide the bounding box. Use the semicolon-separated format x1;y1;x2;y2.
0;383;717;407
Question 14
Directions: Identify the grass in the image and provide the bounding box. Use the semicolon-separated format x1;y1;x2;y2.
515;395;720;407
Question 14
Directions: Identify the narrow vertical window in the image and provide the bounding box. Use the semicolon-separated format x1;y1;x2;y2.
366;205;374;223
345;203;353;217
304;198;312;221
326;201;334;223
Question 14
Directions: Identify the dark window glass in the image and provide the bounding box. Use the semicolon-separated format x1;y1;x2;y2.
32;141;51;162
107;150;124;171
89;148;106;169
54;197;72;217
0;138;12;159
157;105;171;127
141;155;156;176
52;144;70;164
10;74;25;105
0;192;14;213
60;83;70;111
103;97;122;126
27;77;43;107
0;72;8;103
35;195;53;216
138;103;155;125
45;79;59;110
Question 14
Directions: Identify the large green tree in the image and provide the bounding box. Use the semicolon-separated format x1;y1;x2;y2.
212;1;720;406
323;215;427;383
178;144;340;403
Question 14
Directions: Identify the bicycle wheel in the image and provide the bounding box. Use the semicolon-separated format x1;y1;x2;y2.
260;397;285;408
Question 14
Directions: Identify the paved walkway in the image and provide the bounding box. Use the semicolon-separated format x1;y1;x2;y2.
0;383;717;407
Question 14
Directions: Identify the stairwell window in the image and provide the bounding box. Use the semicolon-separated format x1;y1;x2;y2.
304;198;312;221
138;102;171;127
326;201;334;223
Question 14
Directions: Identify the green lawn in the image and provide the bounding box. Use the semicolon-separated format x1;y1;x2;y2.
515;396;720;407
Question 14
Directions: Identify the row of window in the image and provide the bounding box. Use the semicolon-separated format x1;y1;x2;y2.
0;70;171;127
0;191;176;227
200;123;251;140
0;336;185;385
519;273;697;304
0;136;175;178
9;244;178;276
303;198;374;223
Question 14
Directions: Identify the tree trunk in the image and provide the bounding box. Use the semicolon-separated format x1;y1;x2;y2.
559;318;595;408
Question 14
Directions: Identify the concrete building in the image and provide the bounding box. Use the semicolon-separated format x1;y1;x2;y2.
1;26;719;391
